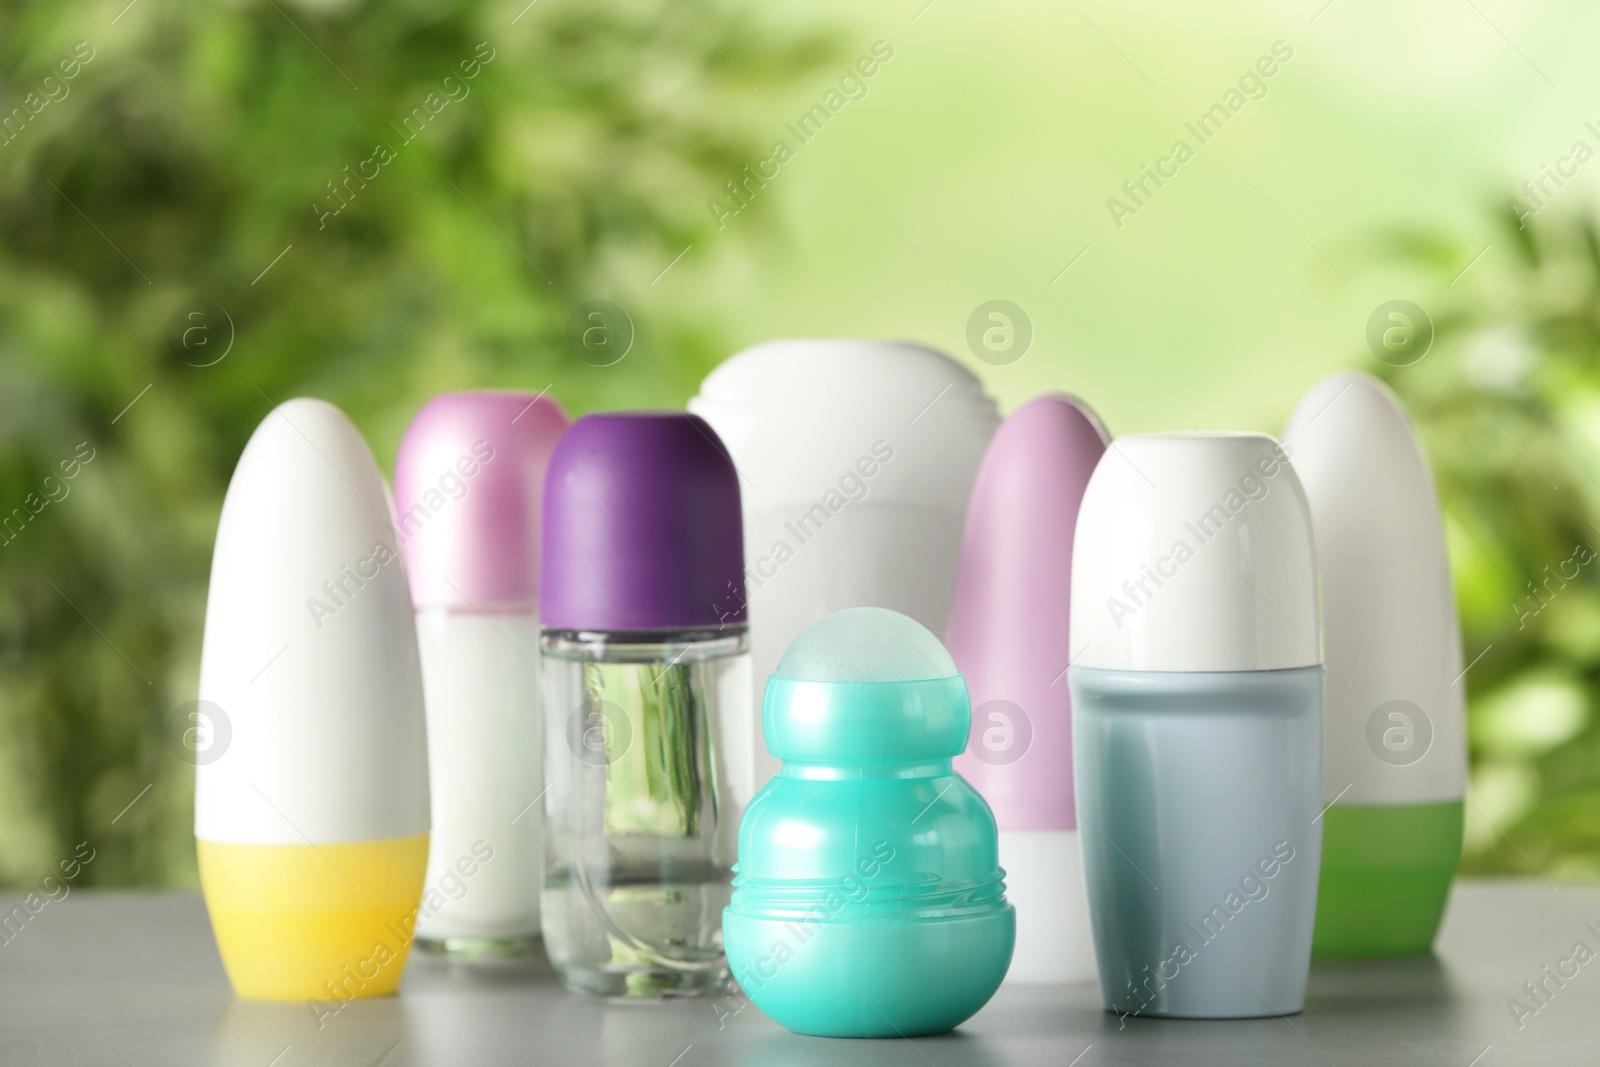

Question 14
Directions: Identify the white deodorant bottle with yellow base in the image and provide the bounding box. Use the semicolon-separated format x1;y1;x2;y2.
196;398;430;1001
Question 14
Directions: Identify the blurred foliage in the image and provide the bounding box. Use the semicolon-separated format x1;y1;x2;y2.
0;0;832;887
1378;205;1600;880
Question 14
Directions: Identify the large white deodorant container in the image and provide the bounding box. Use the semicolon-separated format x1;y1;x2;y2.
689;340;998;804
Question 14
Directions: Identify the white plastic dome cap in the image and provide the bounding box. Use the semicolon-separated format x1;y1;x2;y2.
1070;432;1321;673
197;398;430;844
687;339;998;513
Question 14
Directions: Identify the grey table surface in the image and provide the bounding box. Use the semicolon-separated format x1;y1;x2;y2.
0;882;1593;1066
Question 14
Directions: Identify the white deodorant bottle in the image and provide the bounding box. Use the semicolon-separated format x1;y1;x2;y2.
689;340;998;807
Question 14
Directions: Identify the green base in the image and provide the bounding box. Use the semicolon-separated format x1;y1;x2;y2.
1312;800;1463;958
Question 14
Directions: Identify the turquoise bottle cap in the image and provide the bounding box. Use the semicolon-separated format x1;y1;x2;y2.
761;607;970;763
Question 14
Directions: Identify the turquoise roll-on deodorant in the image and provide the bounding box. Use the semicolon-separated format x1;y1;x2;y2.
1068;433;1323;1019
723;607;1015;1037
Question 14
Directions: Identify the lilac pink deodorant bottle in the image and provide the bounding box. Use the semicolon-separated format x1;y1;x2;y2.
947;393;1107;984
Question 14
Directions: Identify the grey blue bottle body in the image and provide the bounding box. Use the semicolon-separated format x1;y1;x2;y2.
1070;665;1323;1019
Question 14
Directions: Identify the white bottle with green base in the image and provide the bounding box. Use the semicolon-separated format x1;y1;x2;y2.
1285;372;1465;958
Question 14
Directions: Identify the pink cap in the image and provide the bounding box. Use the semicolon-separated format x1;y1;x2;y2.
394;390;569;610
948;394;1109;831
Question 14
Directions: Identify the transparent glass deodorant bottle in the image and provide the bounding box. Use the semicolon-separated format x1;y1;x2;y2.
538;412;750;998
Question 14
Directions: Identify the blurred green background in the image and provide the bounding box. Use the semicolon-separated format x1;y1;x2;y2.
2;0;1597;886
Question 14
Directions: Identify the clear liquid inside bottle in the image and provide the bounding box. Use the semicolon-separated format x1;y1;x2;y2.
540;627;748;998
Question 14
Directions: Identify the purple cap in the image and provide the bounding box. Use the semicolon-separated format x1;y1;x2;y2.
947;394;1108;831
540;412;746;632
394;390;570;610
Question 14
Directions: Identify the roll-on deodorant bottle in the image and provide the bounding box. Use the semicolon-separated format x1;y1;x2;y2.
948;393;1107;985
1069;433;1323;1019
689;341;998;810
396;391;569;960
724;608;1014;1037
539;413;749;998
1286;372;1465;957
197;399;430;1001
